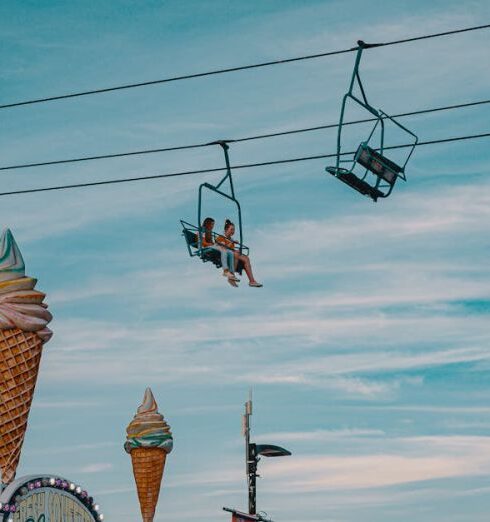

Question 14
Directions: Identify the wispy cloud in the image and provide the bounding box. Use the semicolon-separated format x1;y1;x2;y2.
165;436;490;493
80;462;114;473
34;399;102;409
255;428;385;443
25;442;117;457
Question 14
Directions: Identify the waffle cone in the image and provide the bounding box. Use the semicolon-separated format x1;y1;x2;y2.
130;447;167;522
0;328;43;485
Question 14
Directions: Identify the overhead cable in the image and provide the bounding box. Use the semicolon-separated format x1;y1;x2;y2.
1;24;488;110
2;98;489;171
1;131;489;197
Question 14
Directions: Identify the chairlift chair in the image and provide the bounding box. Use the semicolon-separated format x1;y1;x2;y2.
326;40;419;201
181;141;249;273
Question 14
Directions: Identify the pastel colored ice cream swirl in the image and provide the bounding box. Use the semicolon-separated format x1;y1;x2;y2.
125;388;173;453
0;229;52;342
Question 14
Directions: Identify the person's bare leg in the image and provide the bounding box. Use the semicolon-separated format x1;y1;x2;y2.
217;246;237;280
236;254;257;283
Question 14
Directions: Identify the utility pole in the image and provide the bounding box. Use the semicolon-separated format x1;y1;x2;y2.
242;391;291;516
243;390;256;515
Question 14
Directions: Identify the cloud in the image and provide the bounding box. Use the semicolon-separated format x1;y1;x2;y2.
79;462;114;473
25;442;117;457
0;174;196;243
39;305;490;403
255;181;490;267
254;428;385;443
360;405;490;414
34;399;102;409
96;486;134;496
165;436;490;493
266;454;477;491
272;436;490;492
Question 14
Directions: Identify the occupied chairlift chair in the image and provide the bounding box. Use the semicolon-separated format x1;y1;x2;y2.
326;40;419;201
181;140;248;274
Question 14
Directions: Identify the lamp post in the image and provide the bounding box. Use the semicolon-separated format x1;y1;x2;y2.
242;393;291;515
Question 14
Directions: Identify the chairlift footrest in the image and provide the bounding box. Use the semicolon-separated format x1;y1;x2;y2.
326;166;383;201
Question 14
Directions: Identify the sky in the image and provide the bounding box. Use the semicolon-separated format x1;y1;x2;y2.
0;1;490;521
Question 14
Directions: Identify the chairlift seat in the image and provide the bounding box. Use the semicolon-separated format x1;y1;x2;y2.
200;246;245;274
326;166;384;201
181;221;245;274
183;229;198;249
355;143;402;184
202;248;223;267
182;227;223;267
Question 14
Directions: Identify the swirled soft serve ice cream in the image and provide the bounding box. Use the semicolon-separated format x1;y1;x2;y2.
0;228;53;485
0;228;52;341
125;387;173;453
125;388;173;522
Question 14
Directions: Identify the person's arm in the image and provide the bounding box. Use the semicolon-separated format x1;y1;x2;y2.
215;235;228;248
217;235;236;250
201;233;214;247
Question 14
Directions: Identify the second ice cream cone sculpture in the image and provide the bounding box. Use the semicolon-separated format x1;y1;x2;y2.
0;229;53;485
125;388;173;522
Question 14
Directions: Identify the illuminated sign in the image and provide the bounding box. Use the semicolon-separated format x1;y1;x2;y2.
0;476;103;522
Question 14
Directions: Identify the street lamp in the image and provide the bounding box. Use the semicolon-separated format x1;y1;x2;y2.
243;393;291;515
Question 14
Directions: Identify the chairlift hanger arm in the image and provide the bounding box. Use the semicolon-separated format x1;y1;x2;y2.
205;140;237;198
200;182;237;203
336;42;384;171
197;144;244;253
355;71;370;106
346;93;381;118
348;41;383;107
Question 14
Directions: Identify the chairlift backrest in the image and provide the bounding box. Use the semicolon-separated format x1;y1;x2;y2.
355;143;401;184
183;228;198;248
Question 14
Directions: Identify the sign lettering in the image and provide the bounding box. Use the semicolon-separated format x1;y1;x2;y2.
12;490;96;522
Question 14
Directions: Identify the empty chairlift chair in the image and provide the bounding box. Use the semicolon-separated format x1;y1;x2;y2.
326;40;419;202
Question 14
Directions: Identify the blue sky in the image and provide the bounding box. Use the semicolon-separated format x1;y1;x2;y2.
1;1;490;521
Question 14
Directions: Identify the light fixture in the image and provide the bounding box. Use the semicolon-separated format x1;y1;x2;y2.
243;395;291;516
255;444;291;458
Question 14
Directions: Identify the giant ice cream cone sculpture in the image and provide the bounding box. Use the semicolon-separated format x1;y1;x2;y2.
0;229;52;485
125;388;173;522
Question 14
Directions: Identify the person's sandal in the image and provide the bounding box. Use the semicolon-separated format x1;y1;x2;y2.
227;278;239;287
228;273;240;282
249;281;263;287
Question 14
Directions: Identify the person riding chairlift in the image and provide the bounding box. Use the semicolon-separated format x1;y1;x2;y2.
215;219;263;288
201;217;239;287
